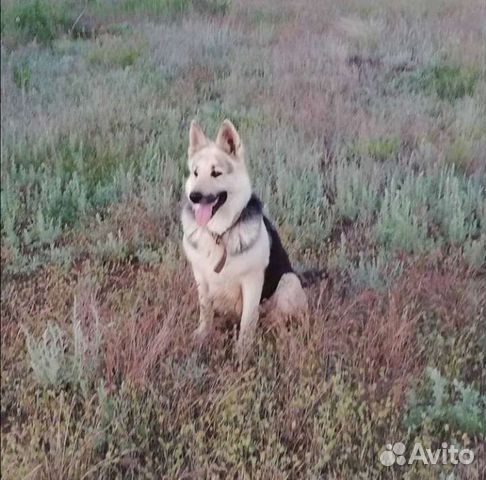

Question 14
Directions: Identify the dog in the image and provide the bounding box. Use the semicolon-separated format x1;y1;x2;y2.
181;119;309;360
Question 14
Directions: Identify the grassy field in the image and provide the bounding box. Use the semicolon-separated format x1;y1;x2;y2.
1;0;485;478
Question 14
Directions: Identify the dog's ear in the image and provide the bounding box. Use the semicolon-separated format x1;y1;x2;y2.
215;119;243;159
188;120;208;158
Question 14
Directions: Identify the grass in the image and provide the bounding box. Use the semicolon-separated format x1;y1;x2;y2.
87;35;146;68
402;64;480;102
1;0;485;478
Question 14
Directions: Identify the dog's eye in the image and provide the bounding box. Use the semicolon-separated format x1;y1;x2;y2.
193;169;198;177
211;171;222;178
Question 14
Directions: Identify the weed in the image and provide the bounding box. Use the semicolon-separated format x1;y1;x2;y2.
93;231;131;262
404;367;486;439
23;291;102;392
366;137;400;162
120;0;192;16
193;0;232;16
331;158;382;223
87;35;145;69
2;0;73;45
445;139;473;173
375;177;432;254
12;61;32;89
400;64;479;101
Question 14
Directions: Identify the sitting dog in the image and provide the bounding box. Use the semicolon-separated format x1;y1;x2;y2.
181;119;308;360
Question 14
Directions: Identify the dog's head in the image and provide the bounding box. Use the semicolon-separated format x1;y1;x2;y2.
185;119;252;232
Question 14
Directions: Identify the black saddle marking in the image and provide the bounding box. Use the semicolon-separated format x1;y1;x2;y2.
261;215;293;302
238;194;293;301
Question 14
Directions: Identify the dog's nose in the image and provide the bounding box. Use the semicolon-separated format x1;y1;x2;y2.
189;191;203;204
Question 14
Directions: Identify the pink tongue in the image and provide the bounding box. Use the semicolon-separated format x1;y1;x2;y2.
195;201;216;227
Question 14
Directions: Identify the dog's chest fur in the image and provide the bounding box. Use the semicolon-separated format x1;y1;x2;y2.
182;196;270;315
182;194;295;316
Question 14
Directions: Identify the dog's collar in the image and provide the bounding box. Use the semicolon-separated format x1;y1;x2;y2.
210;213;242;274
209;194;261;273
212;233;227;273
184;195;260;274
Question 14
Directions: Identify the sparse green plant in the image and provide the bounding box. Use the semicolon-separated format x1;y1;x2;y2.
399;64;479;102
23;296;102;392
12;61;32;89
193;0;232;15
48;245;75;269
351;250;403;291
26;207;62;247
120;0;192;16
23;322;70;387
332;159;382;223
433;168;482;245
404;367;486;438
93;231;130;262
328;237;404;291
2;0;73;45
375;177;432;254
445;139;473;172
366;137;400;162
135;246;162;264
87;35;145;69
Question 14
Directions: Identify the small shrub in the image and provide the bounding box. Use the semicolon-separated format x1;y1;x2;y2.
135;247;162;264
445;139;473;172
351;251;403;291
22;209;62;247
119;0;230;16
327;237;403;292
105;22;134;36
120;0;192;16
4;0;73;45
374;168;483;253
12;61;32;90
193;0;232;15
404;367;486;438
23;322;71;387
400;64;479;101
433;168;482;246
93;231;130;262
331;159;382;223
87;35;145;69
375;178;432;254
366;137;400;162
23;295;102;392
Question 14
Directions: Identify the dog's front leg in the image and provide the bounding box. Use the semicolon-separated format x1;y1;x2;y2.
236;270;264;363
192;271;213;344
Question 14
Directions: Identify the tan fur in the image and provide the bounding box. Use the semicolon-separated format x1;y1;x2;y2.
182;119;307;362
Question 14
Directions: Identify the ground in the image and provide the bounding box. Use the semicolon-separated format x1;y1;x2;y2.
1;0;485;478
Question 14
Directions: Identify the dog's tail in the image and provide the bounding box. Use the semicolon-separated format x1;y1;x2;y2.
297;268;328;288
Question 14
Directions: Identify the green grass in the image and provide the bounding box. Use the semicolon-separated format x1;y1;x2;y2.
366;137;401;162
399;64;480;102
87;35;145;68
12;61;32;89
1;0;74;45
405;367;486;438
1;0;485;478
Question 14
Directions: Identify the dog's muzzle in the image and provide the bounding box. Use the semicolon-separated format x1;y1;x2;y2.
189;192;217;204
189;191;227;227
